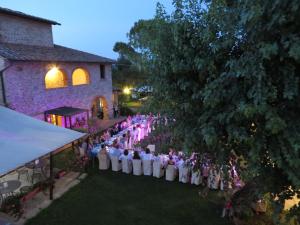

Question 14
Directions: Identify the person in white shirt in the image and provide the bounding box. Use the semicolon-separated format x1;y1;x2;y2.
152;152;161;161
142;148;153;161
119;149;132;161
176;155;185;168
110;144;122;157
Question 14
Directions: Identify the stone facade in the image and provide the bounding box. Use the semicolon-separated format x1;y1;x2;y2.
0;13;53;47
3;61;113;119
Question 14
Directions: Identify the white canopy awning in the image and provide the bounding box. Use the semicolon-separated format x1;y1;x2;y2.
0;106;86;176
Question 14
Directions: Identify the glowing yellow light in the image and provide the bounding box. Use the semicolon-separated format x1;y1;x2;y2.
48;67;59;79
45;66;67;89
72;68;90;85
123;87;131;95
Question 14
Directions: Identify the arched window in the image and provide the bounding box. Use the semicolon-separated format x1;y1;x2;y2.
45;67;68;89
72;68;90;86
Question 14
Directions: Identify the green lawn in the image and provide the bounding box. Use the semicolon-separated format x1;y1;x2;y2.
26;168;232;225
124;101;142;108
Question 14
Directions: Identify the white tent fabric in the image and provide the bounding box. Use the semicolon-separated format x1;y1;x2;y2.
0;106;86;176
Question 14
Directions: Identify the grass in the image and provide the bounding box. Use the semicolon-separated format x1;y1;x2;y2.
26;168;232;225
124;100;142;108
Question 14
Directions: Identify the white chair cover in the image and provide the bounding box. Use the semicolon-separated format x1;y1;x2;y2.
132;159;142;176
179;166;190;183
146;145;155;153
191;170;202;185
142;160;152;176
211;171;220;189
165;165;177;181
220;179;224;191
153;160;164;178
111;156;121;171
122;158;132;174
98;154;110;170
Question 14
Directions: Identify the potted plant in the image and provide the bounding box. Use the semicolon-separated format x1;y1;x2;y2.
1;193;24;219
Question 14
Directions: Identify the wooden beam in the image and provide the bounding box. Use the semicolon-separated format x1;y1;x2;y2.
69;116;72;129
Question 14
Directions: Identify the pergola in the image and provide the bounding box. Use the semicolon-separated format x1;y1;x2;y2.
0;106;87;199
44;106;89;129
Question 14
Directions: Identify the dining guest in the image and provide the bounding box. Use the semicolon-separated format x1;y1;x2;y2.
127;115;132;126
167;156;175;165
153;152;161;161
176;155;185;168
99;144;108;156
119;149;132;161
142;148;153;161
202;164;209;186
93;135;100;144
121;121;127;130
119;134;126;149
168;148;177;158
117;122;122;132
164;116;168;126
133;151;141;160
110;144;122;157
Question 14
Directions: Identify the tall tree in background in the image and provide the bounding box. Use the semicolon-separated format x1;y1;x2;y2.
122;0;300;223
112;42;148;88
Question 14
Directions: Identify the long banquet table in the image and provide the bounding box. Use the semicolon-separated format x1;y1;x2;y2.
91;118;149;157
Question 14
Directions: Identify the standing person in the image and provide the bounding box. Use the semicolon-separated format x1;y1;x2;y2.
125;130;132;150
132;126;138;144
137;124;143;142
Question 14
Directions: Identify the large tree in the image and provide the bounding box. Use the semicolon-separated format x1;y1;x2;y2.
112;42;148;88
120;0;300;223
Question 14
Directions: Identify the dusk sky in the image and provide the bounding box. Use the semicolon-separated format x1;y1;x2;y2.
0;0;173;59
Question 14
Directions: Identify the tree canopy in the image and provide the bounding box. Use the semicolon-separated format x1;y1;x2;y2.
118;0;300;222
112;42;148;88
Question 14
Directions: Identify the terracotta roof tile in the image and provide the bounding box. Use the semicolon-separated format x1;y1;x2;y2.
0;43;115;64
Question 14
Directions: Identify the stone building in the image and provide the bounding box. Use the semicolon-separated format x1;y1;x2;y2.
0;7;115;128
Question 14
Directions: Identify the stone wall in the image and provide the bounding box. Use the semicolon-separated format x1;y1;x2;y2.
3;61;113;119
0;13;54;47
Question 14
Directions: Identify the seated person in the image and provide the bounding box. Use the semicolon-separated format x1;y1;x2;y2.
153;152;161;161
142;148;153;161
132;151;141;160
167;156;175;165
103;131;111;141
99;144;108;155
119;149;132;161
119;134;126;149
110;144;122;157
168;148;175;157
176;155;185;167
93;135;100;144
